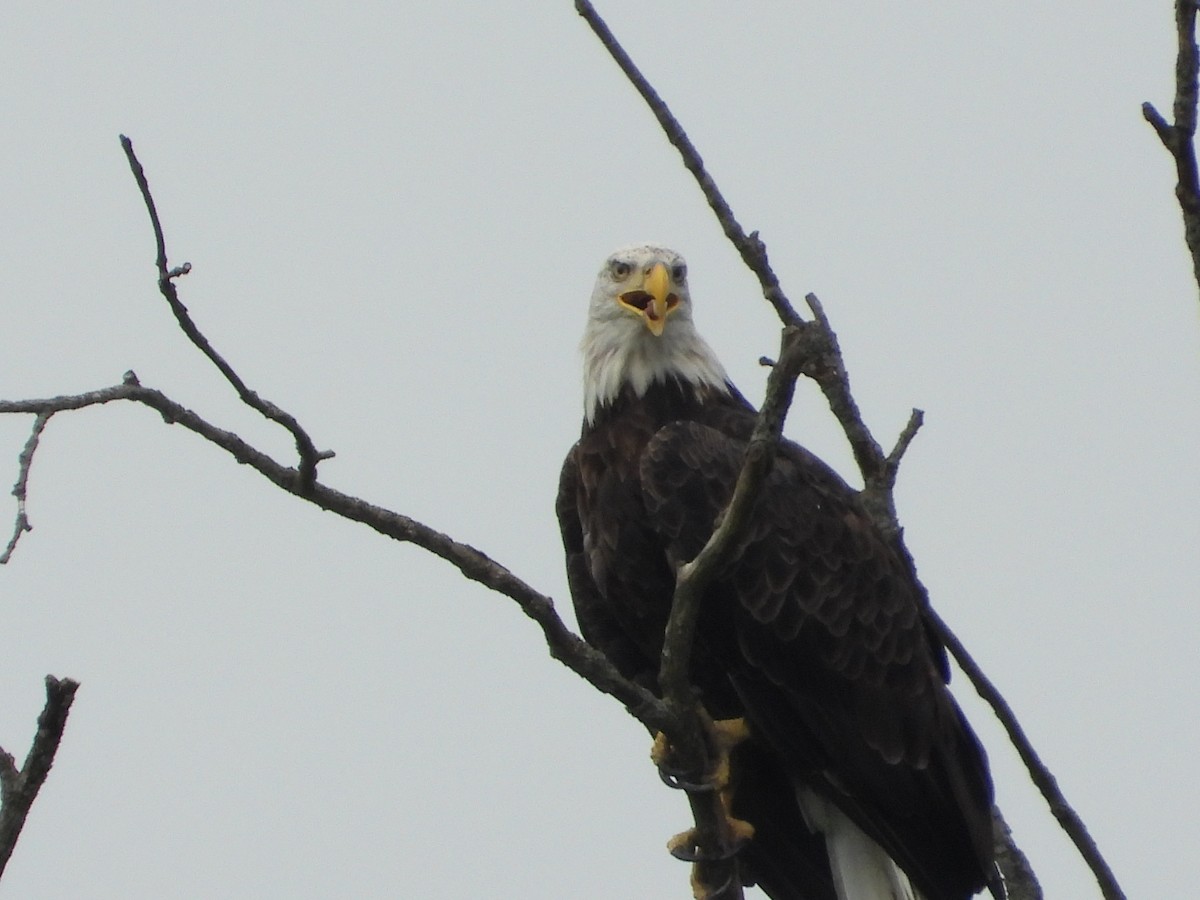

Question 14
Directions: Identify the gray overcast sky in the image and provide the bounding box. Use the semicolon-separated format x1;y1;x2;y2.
2;3;1196;898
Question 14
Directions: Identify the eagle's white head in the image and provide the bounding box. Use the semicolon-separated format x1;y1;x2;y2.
581;244;730;424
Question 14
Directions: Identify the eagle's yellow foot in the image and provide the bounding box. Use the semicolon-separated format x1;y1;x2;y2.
653;714;755;895
703;716;752;791
652;715;752;793
669;816;754;899
666;817;755;861
650;730;680;778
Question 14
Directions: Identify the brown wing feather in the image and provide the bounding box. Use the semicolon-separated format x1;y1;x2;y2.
557;446;663;691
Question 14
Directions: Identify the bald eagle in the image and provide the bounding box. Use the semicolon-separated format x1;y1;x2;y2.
556;245;996;900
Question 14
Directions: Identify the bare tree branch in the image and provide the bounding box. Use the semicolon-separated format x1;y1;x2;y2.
0;676;80;877
119;135;332;491
885;409;925;480
927;609;1126;900
1;412;50;565
992;811;1042;900
779;292;1122;898
1143;1;1200;297
781;291;1122;899
652;314;872;897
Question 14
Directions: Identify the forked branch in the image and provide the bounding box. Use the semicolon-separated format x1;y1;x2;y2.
0;676;80;876
119;136;332;490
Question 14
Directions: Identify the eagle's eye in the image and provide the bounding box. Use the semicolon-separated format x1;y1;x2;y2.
671;263;687;282
610;260;632;280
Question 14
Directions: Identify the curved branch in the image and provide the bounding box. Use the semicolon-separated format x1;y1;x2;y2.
0;384;670;737
14;133;719;897
119;135;331;491
927;609;1126;900
773;294;1122;900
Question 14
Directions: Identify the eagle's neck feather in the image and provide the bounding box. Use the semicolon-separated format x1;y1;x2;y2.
582;324;730;425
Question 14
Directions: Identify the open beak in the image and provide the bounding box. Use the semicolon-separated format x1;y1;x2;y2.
619;262;677;336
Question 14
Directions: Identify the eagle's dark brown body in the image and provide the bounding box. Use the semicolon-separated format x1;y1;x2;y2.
557;377;994;900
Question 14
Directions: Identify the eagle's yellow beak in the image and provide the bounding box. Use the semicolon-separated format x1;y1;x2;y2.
619;261;678;336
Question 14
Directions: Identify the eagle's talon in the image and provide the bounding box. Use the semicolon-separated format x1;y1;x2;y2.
652;730;717;791
658;766;719;793
668;828;702;862
652;717;750;793
667;823;753;862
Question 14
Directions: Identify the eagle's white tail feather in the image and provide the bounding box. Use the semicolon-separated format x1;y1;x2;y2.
796;786;925;900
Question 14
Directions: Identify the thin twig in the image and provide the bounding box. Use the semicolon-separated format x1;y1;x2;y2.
574;0;799;328
1;412;50;565
790;294;925;538
0;675;80;876
1143;1;1200;297
118;135;331;491
884;409;925;483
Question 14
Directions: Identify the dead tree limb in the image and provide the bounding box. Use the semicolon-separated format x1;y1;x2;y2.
655;324;821;900
120;136;332;491
1143;0;1200;298
928;609;1125;900
574;0;798;328
0;377;672;735
0;676;80;877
